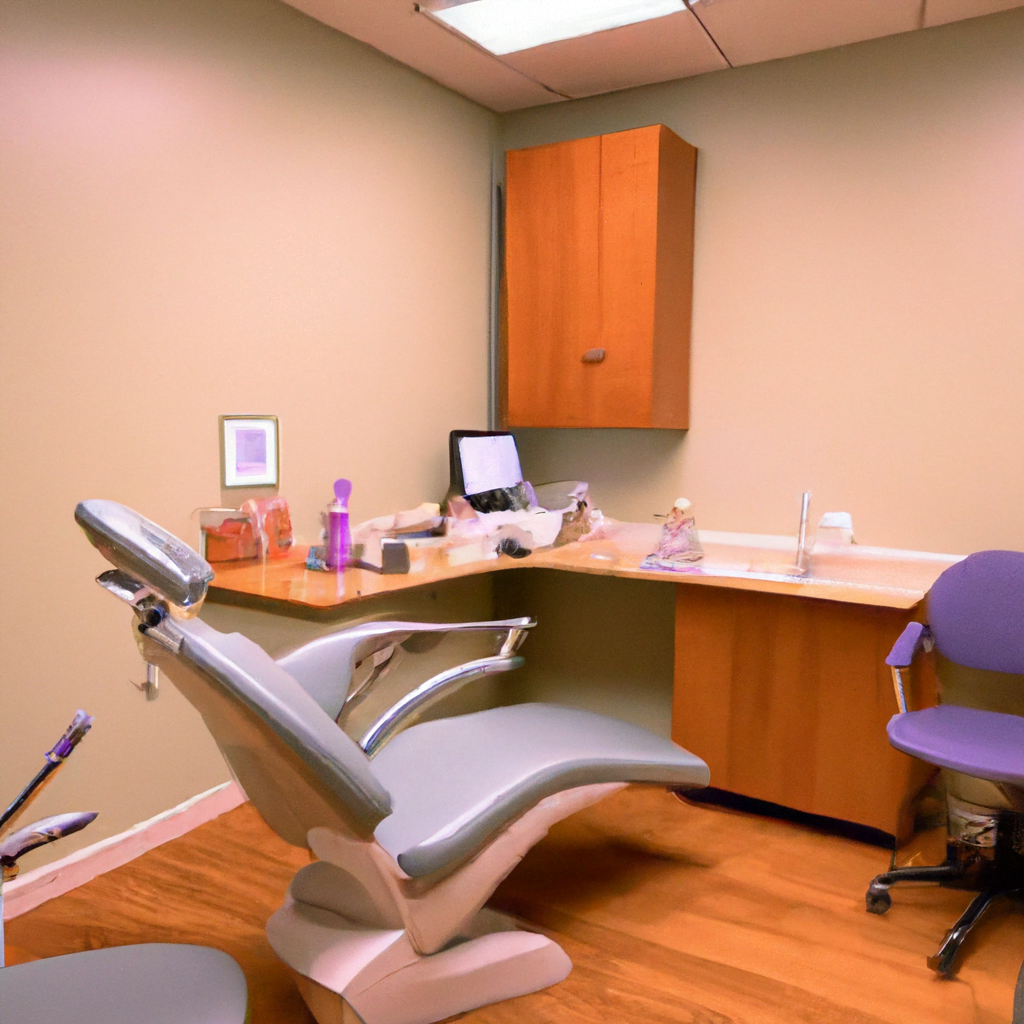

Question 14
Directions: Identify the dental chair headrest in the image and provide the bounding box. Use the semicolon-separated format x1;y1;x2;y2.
75;499;214;611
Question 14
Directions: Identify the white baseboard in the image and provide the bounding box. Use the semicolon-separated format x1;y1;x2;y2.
3;780;247;920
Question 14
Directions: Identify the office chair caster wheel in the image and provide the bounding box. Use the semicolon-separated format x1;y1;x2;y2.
865;883;891;914
926;950;956;977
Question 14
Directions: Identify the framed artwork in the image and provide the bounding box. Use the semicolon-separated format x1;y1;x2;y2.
219;415;279;489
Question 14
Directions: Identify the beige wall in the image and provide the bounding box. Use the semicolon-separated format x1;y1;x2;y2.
505;8;1024;556
0;0;496;865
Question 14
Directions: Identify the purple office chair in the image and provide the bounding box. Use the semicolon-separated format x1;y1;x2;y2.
865;549;1024;976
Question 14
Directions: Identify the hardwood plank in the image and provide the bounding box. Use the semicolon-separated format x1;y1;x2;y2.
487;787;1020;1024
3;944;40;965
8;788;1020;1024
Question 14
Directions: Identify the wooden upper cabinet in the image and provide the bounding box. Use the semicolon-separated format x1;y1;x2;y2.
503;124;697;429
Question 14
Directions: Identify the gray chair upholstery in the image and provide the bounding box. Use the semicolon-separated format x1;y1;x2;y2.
180;618;392;838
372;704;708;876
0;944;247;1024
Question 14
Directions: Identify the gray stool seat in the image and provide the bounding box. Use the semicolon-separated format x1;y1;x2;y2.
0;944;248;1024
371;703;710;877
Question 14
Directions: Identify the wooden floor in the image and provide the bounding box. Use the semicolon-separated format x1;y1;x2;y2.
8;786;1024;1023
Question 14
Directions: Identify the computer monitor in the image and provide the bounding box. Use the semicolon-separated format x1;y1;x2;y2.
446;430;527;512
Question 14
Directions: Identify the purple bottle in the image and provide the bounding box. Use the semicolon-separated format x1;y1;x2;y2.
327;478;351;570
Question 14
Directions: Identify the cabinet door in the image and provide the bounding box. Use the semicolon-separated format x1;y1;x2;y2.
504;125;694;429
595;126;661;427
505;135;602;428
672;585;936;838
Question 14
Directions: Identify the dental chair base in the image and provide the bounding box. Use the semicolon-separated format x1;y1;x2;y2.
275;907;569;1024
269;783;622;1024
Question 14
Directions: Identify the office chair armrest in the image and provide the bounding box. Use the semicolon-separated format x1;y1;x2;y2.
359;654;524;756
886;622;931;668
885;622;932;714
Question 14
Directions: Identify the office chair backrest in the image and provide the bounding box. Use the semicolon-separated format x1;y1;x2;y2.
928;550;1024;676
76;499;393;846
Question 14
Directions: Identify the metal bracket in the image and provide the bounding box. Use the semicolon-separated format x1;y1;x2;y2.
131;663;161;701
891;666;908;714
138;619;183;655
97;569;153;606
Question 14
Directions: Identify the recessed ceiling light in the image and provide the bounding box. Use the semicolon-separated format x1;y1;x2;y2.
428;0;687;56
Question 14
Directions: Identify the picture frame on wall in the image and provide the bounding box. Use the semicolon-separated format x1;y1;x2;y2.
219;415;279;489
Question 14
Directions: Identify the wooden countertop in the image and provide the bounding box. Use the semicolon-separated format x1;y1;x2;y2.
207;521;961;614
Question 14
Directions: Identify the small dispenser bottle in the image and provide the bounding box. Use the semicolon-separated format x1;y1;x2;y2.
326;478;351;570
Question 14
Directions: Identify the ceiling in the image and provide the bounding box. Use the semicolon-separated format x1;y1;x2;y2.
282;0;1024;112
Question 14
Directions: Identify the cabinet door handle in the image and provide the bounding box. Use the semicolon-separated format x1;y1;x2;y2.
581;348;605;364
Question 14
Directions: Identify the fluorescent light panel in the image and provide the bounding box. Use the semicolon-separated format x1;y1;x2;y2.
432;0;687;56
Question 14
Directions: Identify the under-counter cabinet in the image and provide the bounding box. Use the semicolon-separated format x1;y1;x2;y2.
503;124;697;429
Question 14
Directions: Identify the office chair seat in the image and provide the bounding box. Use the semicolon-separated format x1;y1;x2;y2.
0;944;248;1024
371;703;710;877
888;705;1024;788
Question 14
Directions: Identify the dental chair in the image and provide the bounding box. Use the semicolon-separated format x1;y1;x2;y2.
75;499;710;1024
865;550;1024;977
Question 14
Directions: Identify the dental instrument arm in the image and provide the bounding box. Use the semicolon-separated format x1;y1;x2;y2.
0;710;94;838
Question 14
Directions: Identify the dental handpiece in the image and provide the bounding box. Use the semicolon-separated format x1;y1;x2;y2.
0;710;94;837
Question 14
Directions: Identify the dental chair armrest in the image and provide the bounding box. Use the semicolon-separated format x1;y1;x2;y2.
277;618;534;721
886;622;932;714
280;618;533;665
359;654;524;756
886;622;932;668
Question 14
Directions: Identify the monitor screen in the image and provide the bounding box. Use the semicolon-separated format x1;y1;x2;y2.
458;433;523;496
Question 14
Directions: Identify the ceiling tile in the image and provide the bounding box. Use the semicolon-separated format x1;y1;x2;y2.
498;10;728;100
691;0;922;67
282;0;563;111
923;0;1024;27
